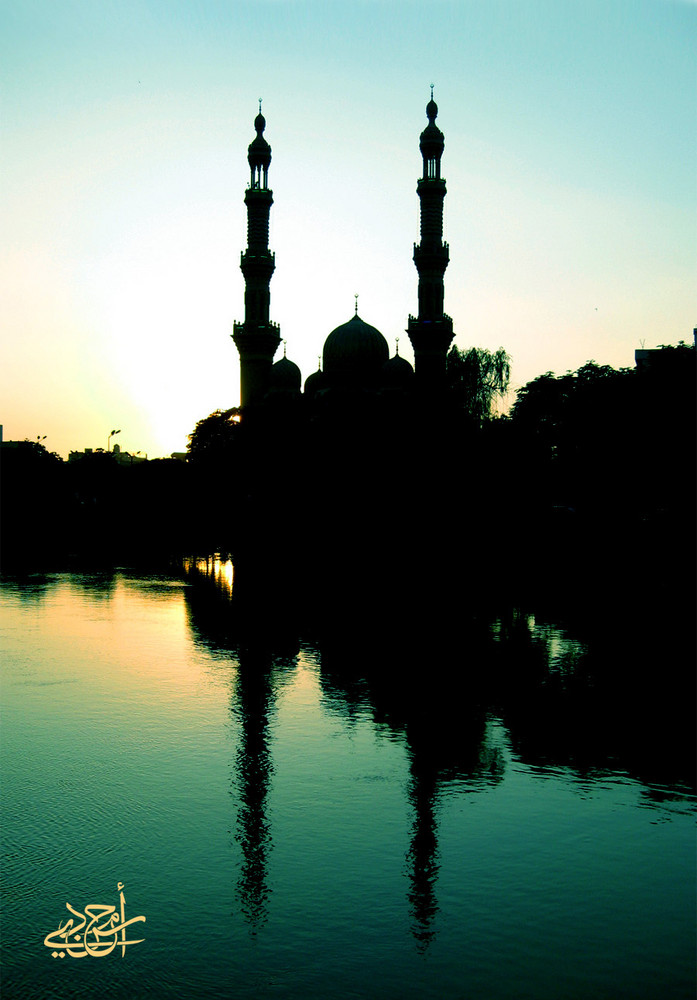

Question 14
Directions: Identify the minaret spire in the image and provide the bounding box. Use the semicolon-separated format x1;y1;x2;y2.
232;105;281;409
407;90;454;388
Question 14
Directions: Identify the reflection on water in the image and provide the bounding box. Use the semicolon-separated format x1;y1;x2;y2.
1;563;695;1000
409;712;510;941
233;648;275;931
183;554;234;598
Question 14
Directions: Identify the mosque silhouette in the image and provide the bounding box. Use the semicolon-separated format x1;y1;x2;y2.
224;92;472;624
232;91;455;411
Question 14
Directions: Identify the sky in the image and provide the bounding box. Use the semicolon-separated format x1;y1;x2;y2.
1;0;695;460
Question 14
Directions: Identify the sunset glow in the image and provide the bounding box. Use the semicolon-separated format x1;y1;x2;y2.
2;0;694;459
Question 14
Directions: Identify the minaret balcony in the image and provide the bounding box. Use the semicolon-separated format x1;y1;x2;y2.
408;313;453;326
233;320;280;337
407;315;454;354
244;186;274;202
240;251;276;281
413;241;449;253
413;244;450;268
416;176;447;193
240;250;276;265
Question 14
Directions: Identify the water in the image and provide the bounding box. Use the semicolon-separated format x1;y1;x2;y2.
1;566;695;999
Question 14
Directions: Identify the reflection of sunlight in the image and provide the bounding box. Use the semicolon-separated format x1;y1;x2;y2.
182;553;234;597
15;574;231;708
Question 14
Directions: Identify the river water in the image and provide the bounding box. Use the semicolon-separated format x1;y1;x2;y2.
1;563;695;999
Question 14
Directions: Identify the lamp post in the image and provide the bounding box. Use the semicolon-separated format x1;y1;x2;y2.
108;429;121;453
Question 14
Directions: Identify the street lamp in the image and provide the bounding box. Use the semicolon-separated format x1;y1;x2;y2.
108;429;121;452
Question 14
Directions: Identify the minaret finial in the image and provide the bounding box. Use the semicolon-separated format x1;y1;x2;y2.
430;83;434;100
259;97;262;114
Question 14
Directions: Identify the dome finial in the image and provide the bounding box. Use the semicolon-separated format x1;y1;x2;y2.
254;99;266;135
395;336;400;356
283;338;287;357
426;85;438;123
354;293;359;316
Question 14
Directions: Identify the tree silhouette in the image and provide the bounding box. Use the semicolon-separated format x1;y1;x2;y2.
445;345;511;425
187;408;241;466
0;439;66;565
510;347;695;521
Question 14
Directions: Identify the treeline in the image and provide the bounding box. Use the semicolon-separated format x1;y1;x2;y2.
2;343;694;627
499;345;695;620
0;447;201;567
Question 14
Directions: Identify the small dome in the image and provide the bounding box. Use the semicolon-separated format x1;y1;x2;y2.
269;355;301;392
382;353;414;388
323;314;389;377
426;98;438;122
304;367;327;397
254;111;266;134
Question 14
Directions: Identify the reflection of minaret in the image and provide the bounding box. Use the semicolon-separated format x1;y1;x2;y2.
232;103;281;409
407;89;454;389
403;709;506;949
232;649;275;930
405;754;440;951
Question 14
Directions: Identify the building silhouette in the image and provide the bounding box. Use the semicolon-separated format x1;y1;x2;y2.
408;87;454;390
232;94;455;412
231;102;281;409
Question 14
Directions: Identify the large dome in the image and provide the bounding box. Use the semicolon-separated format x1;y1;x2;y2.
322;314;389;378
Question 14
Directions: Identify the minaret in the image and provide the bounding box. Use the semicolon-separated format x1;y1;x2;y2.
232;103;281;409
407;90;454;388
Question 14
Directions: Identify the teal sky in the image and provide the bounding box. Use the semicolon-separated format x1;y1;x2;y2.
2;0;694;459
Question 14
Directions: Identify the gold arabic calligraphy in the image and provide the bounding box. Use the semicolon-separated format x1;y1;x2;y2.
44;882;145;958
